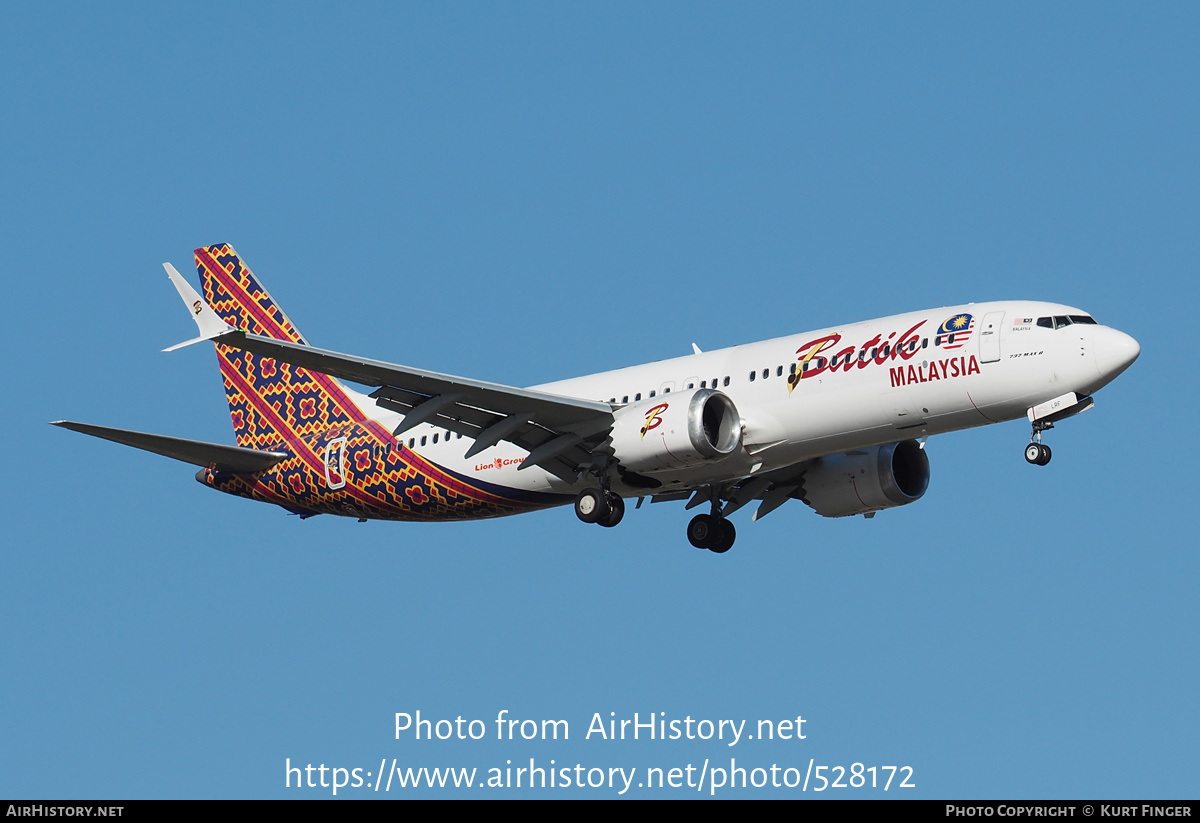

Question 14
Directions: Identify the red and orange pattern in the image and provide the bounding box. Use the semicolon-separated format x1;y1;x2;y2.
192;244;565;520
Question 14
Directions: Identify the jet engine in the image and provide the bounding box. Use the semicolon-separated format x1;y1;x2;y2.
799;440;930;517
608;388;742;474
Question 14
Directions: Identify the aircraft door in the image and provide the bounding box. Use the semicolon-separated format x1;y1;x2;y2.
979;311;1005;363
324;437;347;489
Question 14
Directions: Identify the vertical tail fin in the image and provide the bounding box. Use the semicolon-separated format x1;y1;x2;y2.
193;243;364;450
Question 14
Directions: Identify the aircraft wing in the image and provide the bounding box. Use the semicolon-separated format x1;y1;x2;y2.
212;329;615;481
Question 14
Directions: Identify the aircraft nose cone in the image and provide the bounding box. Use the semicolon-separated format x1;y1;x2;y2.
1095;327;1140;380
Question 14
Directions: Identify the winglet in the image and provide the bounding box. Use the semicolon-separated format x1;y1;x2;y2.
162;262;235;351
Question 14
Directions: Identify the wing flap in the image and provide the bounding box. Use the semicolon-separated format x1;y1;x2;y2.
213;329;616;469
51;421;288;473
222;330;611;423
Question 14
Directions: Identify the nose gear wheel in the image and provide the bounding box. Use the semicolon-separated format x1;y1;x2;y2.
1025;420;1054;466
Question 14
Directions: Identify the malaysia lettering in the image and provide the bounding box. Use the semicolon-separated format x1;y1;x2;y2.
889;355;980;387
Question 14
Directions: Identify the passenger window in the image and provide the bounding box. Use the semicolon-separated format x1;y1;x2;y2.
762;368;768;379
749;371;756;382
777;365;783;377
723;376;730;387
420;436;427;446
408;438;415;448
432;433;438;444
635;393;641;401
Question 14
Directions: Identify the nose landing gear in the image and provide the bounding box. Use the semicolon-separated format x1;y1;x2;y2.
1023;392;1097;467
1024;441;1052;465
1025;421;1053;466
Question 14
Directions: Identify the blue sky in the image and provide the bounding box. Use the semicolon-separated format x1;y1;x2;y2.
2;2;1197;798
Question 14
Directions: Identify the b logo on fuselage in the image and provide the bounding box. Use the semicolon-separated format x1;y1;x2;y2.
640;403;669;437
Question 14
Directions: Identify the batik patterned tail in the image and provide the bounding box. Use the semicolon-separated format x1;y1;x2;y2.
194;244;363;450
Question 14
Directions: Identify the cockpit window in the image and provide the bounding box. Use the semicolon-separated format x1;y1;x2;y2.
1038;315;1097;330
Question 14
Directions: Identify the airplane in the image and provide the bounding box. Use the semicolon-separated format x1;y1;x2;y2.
53;243;1140;553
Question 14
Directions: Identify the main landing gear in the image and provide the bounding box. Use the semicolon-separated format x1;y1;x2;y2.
1025;421;1053;466
574;478;737;553
574;487;625;528
687;513;736;553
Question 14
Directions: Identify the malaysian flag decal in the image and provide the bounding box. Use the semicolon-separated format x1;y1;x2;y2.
936;313;974;350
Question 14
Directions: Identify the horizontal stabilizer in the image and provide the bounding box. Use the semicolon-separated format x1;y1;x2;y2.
51;421;288;473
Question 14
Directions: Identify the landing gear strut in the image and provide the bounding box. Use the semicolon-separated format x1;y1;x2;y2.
1025;421;1053;466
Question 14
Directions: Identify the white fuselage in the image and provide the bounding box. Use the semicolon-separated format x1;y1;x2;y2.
354;301;1139;498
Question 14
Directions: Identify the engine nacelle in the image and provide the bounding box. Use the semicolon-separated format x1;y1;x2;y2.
800;440;930;517
609;388;742;474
